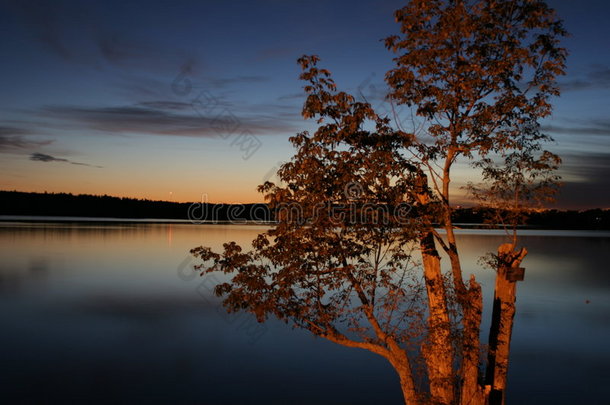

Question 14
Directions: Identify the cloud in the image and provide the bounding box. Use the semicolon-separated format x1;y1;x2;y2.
0;135;34;151
114;75;176;100
96;34;201;74
240;102;302;122
39;103;297;137
542;119;610;137
136;101;193;111
254;46;297;62
555;151;610;209
0;126;53;151
542;125;610;136
277;92;305;102
6;1;202;74
0;126;30;137
208;76;269;89
560;66;610;92
29;152;102;168
6;0;73;60
29;152;68;163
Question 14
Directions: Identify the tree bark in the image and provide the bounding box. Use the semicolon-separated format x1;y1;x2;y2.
459;275;485;405
420;231;455;405
485;244;527;405
413;173;455;404
389;349;422;405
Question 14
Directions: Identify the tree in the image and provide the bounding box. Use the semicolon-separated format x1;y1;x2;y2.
190;1;566;404
384;1;566;403
193;57;431;404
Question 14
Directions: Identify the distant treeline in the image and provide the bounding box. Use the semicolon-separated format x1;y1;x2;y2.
1;190;609;229
452;207;610;230
0;191;269;222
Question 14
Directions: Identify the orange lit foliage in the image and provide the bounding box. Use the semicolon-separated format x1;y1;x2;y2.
193;56;430;402
191;1;566;404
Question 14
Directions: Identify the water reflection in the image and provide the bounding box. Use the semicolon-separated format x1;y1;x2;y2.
0;223;608;404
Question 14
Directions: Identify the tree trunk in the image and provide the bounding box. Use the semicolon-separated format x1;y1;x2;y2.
485;244;527;405
390;350;422;405
413;173;455;404
459;275;486;405
420;231;455;405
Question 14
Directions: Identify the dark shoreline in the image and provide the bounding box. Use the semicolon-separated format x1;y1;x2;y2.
2;190;609;229
2;217;610;234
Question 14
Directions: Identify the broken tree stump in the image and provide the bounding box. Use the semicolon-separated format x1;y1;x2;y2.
485;243;527;405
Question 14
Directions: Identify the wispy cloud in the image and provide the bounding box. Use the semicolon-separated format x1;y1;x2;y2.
208;76;269;89
29;152;102;168
556;151;610;208
96;34;201;74
6;0;73;60
542;119;610;137
277;92;305;102
7;1;201;74
539;118;610;207
0;126;53;151
0;126;30;137
254;46;297;62
135;101;193;111
560;66;610;92
39;104;297;137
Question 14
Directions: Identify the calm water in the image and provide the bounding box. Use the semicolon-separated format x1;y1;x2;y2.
0;222;609;404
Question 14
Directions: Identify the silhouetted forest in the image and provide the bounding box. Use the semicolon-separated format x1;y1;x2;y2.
1;191;608;229
452;207;610;230
0;191;269;222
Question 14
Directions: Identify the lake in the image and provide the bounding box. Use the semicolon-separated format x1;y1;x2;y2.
1;222;609;404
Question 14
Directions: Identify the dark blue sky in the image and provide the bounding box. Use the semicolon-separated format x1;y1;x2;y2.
1;0;609;208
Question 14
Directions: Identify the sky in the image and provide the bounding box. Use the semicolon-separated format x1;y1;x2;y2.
0;0;609;209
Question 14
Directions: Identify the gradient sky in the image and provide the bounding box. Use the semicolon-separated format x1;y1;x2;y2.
1;0;609;209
